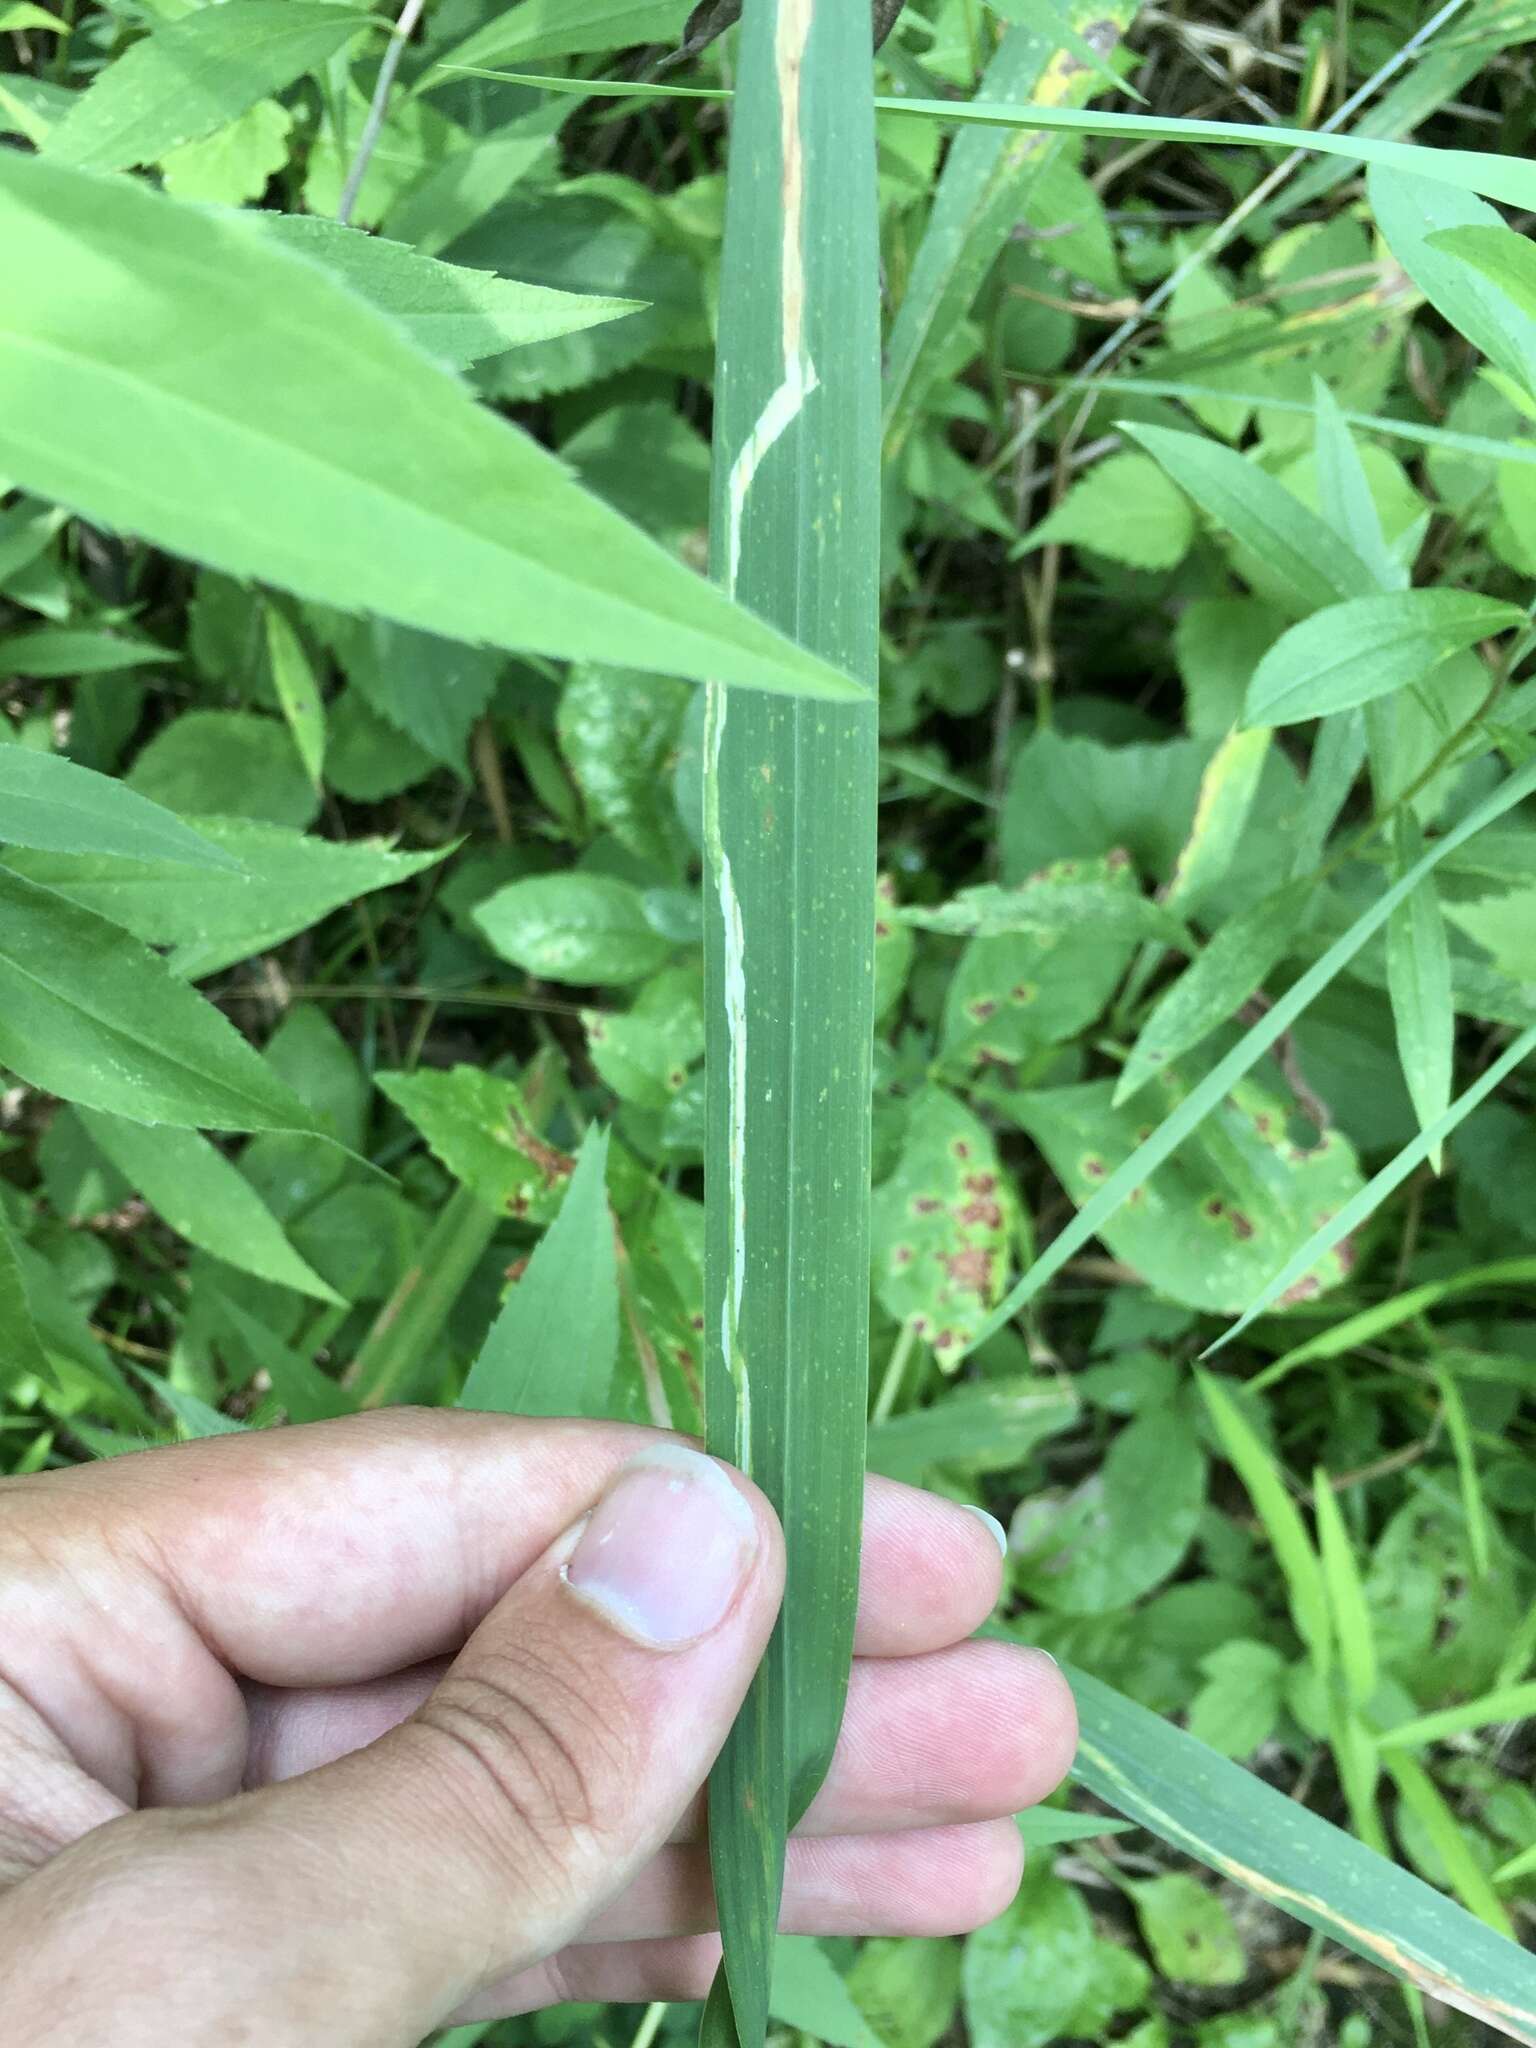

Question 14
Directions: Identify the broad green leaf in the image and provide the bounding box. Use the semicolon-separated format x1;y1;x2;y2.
159;97;293;207
962;1864;1095;2048
143;1373;249;1439
1014;1058;1363;1317
1244;591;1521;726
866;1376;1078;1484
251;215;641;372
1116;879;1313;1106
1070;1666;1536;2033
880;0;1140;453
557;666;692;868
209;1289;355;1424
0;1197;58;1392
374;1065;573;1224
328;618;502;772
9;817;449;981
1187;1640;1287;1759
474;873;675;986
0;869;326;1134
1199;1374;1332;1675
1123;423;1376;613
1210;1026;1536;1358
846;1933;962;2048
79;1110;342;1304
1313;1474;1379;1709
0;153;860;705
0;750;240;868
1380;1682;1536;1750
700;2;879;2039
0;4;66;27
1013;1402;1205;1615
459;1125;617;1418
770;1939;884;2048
43;2;369;171
1386;815;1454;1168
1386;1752;1515;1936
870;1089;1017;1368
966;752;1536;1354
903;874;1188;948
1431;223;1536;393
1370;167;1536;393
0;626;173;676
1019;452;1193;570
1131;1874;1246;1988
126;710;316;829
263;602;325;791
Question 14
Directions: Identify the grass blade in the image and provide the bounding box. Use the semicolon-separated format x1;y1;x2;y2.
1381;1684;1536;1749
701;2;879;2041
1070;1666;1536;2041
963;752;1536;1356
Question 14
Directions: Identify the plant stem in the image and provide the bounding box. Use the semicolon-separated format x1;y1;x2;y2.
338;0;427;226
871;1319;918;1426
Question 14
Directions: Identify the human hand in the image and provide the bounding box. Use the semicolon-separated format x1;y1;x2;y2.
0;1411;1074;2045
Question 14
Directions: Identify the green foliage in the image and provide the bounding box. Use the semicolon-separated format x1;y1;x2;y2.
4;0;1536;2043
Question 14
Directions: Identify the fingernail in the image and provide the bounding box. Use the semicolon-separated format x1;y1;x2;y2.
965;1504;1009;1557
563;1445;759;1648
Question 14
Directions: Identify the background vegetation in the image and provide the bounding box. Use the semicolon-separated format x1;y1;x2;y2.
3;0;1536;2043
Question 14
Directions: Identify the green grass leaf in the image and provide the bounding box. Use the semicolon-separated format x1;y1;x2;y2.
0;152;861;704
263;602;325;792
1243;590;1522;726
1386;814;1455;1167
1385;1751;1515;1936
1070;1666;1536;2034
1380;1683;1536;1750
459;1125;618;1419
43;1;370;171
701;0;880;2038
1313;1473;1379;1709
0;869;327;1135
0;749;241;869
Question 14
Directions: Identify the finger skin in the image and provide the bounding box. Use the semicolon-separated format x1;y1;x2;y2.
245;1637;1076;1841
449;1821;1025;2022
0;1411;1004;1806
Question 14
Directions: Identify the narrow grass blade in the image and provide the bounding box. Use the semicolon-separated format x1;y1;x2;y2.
963;753;1536;1356
1432;1361;1493;1578
880;0;1141;454
1200;1374;1332;1677
1314;1472;1379;1708
445;70;1536;213
1380;1683;1536;1751
702;2;879;2041
1386;814;1455;1166
1385;1752;1515;1936
1070;1666;1536;2042
0;1199;59;1393
1253;1255;1536;1389
1207;1024;1536;1355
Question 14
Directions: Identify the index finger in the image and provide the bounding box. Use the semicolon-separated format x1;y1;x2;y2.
9;1410;1004;1686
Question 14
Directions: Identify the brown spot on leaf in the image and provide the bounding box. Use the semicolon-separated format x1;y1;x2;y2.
1106;846;1131;869
875;920;892;939
953;1139;972;1160
968;997;998;1020
912;1195;942;1215
1229;1209;1256;1241
1083;1156;1107;1180
1279;1273;1322;1305
1010;982;1037;1005
965;1171;997;1194
958;1196;1003;1229
942;1247;995;1297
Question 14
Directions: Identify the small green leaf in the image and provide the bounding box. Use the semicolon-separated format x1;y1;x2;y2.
903;873;1189;948
1123;422;1376;614
43;1;369;171
252;214;641;372
459;1124;618;1418
1370;167;1536;393
866;1377;1078;1484
770;1939;885;2048
0;750;241;868
263;602;325;791
1020;452;1194;570
0;626;174;676
1312;376;1401;590
10;817;449;982
0;1197;59;1392
375;1065;573;1224
1165;728;1273;920
1244;590;1523;726
80;1110;342;1303
475;872;675;985
1116;879;1312;1106
0;869;326;1135
1131;1874;1246;1988
962;1865;1096;2048
1386;815;1455;1169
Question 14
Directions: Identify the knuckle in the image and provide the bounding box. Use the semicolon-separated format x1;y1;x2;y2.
406;1638;629;1883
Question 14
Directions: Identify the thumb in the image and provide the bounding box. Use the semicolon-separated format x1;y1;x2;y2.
10;1445;783;2048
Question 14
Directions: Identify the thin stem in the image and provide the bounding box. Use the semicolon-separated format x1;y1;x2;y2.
872;1319;919;1426
338;0;427;227
628;2002;669;2048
